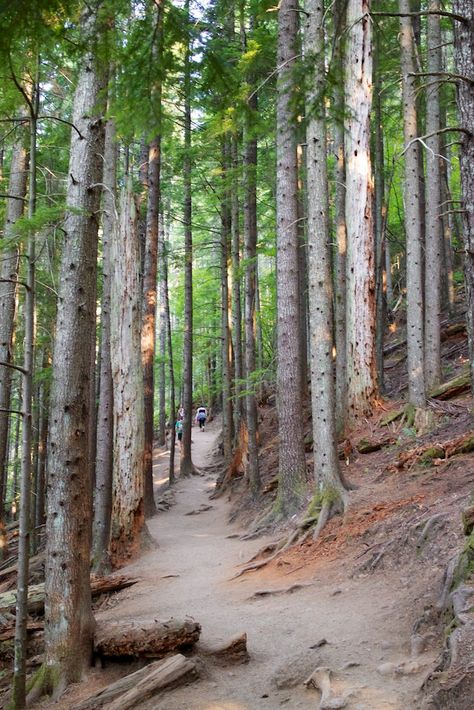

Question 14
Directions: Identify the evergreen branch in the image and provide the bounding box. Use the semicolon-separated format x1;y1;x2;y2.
0;361;28;375
38;115;85;139
371;10;466;24
0;194;27;201
409;71;474;86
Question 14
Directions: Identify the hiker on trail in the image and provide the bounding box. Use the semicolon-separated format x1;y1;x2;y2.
178;405;184;421
175;419;183;443
195;405;207;431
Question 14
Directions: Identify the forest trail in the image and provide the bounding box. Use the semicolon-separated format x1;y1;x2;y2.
84;418;439;710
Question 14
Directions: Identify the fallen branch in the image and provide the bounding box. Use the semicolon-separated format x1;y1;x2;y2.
250;582;313;599
393;430;474;470
72;654;197;710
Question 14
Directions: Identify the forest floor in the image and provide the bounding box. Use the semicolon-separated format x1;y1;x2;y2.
36;389;474;710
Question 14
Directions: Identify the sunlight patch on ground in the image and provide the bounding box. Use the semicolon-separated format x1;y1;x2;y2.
154;476;169;486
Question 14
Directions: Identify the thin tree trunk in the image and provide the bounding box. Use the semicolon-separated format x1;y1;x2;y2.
0;136;28;543
373;27;386;392
92;113;116;575
333;0;347;430
399;0;425;407
243;87;261;496
221;139;233;460
230;135;243;443
180;0;194;477
345;0;377;421
163;226;176;485
110;186;145;563
452;0;474;387
305;0;348;524
35;353;48;531
13;84;38;708
158;214;167;448
39;3;106;694
275;0;307;516
424;0;442;389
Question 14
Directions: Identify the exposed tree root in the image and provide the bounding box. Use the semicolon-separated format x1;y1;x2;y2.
249;582;313;599
415;513;448;548
304;666;348;709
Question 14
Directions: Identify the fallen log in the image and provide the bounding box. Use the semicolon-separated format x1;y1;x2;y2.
94;617;201;659
430;371;470;401
394;431;474;470
0;575;139;617
356;436;395;454
72;654;197;710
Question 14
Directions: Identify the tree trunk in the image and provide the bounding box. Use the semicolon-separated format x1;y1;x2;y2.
0;137;28;541
163;219;176;485
345;0;377;421
305;0;348;524
41;2;106;693
275;0;307;516
180;0;194;477
34;353;48;532
333;0;347;430
424;0;442;389
158;215;167;449
92;114;116;575
13;91;38;708
231;135;243;444
373;26;386;393
110;186;145;563
452;0;474;387
399;0;425;407
221;138;233;461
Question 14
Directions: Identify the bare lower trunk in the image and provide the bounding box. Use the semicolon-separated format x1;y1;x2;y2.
92;115;116;575
373;29;385;392
158;214;167;448
231;135;243;443
400;0;425;407
110;187;145;563
275;0;307;516
423;0;442;389
162;225;176;485
221;139;233;460
344;0;377;421
43;3;105;691
452;0;474;387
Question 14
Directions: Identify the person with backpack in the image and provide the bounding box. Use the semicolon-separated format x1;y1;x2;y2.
175;419;183;443
195;405;207;431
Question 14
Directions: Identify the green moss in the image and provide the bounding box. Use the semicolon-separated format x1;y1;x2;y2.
381;407;404;426
419;446;445;465
452;529;474;590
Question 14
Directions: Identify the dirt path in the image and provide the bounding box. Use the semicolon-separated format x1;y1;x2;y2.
96;419;438;709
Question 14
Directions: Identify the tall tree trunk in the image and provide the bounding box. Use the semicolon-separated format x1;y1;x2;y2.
333;0;347;430
180;0;194;477
373;26;386;392
92;114;116;575
0;136;28;554
35;352;49;531
40;2;106;695
13;86;38;707
275;0;307;516
452;0;474;387
305;0;348;537
163;223;176;485
243;94;261;497
157;211;167;448
230;135;243;443
345;0;377;421
221;139;233;460
110;186;145;563
424;0;442;389
399;0;425;407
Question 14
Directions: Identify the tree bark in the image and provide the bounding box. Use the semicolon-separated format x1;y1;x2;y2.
333;0;348;429
305;0;348;520
424;0;442;389
110;187;145;563
180;0;194;477
92;114;116;575
0;137;28;539
162;218;176;485
221;138;233;460
452;0;474;388
344;0;378;421
158;215;167;449
231;135;243;444
275;0;307;515
42;1;106;692
399;0;426;407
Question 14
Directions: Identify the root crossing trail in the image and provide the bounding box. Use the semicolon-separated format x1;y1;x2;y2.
98;418;436;709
